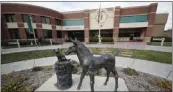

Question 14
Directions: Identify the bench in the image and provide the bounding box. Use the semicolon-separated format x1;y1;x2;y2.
8;40;20;48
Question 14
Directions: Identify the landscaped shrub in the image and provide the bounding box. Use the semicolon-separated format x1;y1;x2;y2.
123;68;138;76
32;66;44;72
71;60;80;74
102;37;113;42
41;40;50;45
158;79;172;92
1;40;9;46
89;37;99;42
151;36;172;42
1;75;31;92
19;40;32;45
43;65;53;71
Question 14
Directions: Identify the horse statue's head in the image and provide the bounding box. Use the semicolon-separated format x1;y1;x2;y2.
64;38;78;55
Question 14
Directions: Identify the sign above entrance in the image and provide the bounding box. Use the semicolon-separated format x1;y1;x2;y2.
62;25;84;31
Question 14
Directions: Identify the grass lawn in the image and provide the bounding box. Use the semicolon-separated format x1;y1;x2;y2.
147;42;172;47
1;48;172;64
132;50;172;64
1;49;65;64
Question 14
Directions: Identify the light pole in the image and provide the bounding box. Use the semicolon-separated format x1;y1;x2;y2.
98;2;101;44
95;2;108;44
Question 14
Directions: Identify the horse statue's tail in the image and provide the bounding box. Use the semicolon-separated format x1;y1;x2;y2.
113;49;119;57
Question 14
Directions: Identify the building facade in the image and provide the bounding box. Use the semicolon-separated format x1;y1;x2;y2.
1;3;168;43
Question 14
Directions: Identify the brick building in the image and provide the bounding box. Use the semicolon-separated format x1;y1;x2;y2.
1;3;168;43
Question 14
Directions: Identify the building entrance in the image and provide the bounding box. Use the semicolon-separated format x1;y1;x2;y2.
118;28;145;42
67;31;84;42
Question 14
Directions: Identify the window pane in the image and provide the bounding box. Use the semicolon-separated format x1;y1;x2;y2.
5;14;16;22
31;15;35;23
43;30;52;38
41;16;45;23
57;31;62;38
34;29;38;38
22;14;29;22
25;29;34;39
55;19;61;25
8;29;19;39
46;17;50;24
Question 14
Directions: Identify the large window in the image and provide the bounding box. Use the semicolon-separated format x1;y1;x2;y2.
22;14;35;23
41;16;50;24
43;30;52;39
120;15;148;23
8;29;19;39
25;29;38;39
63;19;84;26
57;31;62;38
55;19;62;25
4;14;16;22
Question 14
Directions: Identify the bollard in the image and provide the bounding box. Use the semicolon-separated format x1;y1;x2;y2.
17;39;20;48
50;39;52;45
161;38;165;46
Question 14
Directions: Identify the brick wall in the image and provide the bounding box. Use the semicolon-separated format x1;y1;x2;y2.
84;11;89;43
145;3;158;37
113;6;120;42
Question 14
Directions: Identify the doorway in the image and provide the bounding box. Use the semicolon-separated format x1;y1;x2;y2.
67;31;84;42
130;34;134;40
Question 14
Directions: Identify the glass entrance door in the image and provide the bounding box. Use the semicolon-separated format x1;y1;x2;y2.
130;33;134;40
67;31;84;42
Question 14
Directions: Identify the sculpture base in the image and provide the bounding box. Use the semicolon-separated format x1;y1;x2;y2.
36;74;128;91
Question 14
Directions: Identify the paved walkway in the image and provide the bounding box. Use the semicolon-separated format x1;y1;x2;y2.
1;43;172;54
1;55;172;81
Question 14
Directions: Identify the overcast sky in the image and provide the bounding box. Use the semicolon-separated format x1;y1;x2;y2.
2;2;172;30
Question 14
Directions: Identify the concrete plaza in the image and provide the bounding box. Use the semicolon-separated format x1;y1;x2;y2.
35;74;128;91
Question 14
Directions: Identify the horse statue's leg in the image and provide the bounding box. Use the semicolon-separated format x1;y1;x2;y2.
111;67;119;92
89;70;95;92
104;67;111;85
77;68;86;90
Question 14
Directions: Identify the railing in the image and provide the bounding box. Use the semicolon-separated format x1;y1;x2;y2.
118;37;142;42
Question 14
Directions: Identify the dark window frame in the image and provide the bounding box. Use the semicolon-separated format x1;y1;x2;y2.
4;14;16;22
8;29;19;39
43;30;52;39
25;29;38;39
40;16;51;24
22;14;35;23
55;19;62;25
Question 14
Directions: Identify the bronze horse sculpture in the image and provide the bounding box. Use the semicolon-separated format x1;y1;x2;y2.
65;39;119;92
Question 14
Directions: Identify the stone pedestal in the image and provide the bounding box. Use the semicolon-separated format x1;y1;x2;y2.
55;61;73;90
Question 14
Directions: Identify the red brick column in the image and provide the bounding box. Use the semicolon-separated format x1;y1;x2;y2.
18;28;27;39
37;29;43;39
145;3;158;42
15;14;27;39
113;6;120;42
51;17;55;25
62;31;68;41
84;11;89;43
52;25;57;39
35;15;43;39
51;17;57;39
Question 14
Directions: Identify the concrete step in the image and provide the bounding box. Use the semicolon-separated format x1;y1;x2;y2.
119;54;132;57
120;51;133;54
